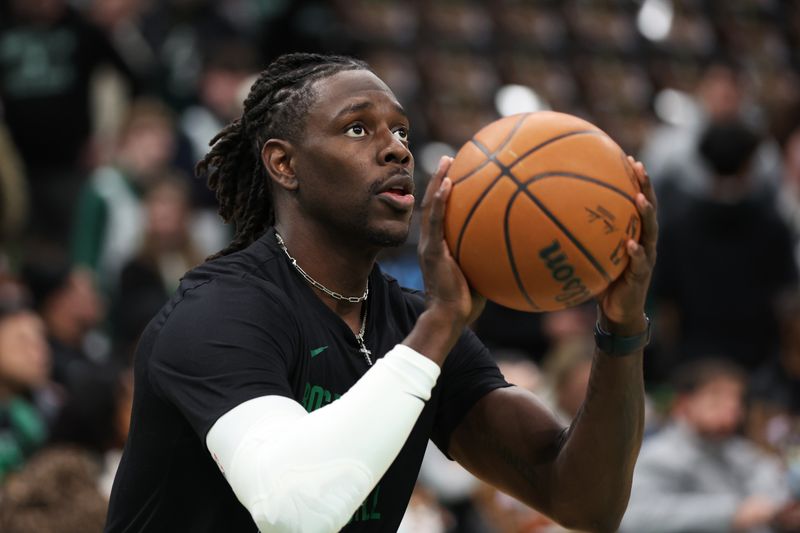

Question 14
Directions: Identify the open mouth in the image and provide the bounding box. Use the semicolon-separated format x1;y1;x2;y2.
376;173;415;210
383;186;410;197
377;189;415;210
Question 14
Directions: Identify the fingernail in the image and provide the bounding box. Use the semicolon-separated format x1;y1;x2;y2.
437;156;448;173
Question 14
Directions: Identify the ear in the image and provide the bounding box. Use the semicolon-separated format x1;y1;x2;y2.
261;139;298;192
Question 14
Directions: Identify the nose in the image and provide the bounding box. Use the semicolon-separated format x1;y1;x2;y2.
378;130;412;167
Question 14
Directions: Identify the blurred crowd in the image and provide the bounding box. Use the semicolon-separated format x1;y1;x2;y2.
1;0;800;531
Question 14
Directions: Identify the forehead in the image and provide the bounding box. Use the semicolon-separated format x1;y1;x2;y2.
308;69;402;119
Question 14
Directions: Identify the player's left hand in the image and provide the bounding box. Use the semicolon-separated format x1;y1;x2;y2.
596;157;657;334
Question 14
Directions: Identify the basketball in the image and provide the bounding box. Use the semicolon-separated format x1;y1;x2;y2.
443;111;642;312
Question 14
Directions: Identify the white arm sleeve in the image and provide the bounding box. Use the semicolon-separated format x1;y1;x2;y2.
206;344;441;533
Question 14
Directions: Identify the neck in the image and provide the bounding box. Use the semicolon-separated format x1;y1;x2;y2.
275;219;377;327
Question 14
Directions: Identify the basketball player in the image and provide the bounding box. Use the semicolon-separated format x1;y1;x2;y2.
105;53;657;533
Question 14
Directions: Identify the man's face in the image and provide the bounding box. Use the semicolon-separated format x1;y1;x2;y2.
288;69;415;248
679;376;744;440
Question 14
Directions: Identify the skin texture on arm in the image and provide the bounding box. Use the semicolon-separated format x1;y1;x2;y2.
447;158;658;532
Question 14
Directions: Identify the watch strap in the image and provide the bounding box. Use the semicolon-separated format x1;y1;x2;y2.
594;315;651;357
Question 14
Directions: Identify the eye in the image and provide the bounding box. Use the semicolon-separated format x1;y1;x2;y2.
345;124;367;138
393;127;409;142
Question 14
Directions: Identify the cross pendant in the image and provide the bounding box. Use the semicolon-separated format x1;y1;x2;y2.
358;342;373;366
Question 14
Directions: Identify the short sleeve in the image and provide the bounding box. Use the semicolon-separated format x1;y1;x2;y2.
148;274;300;440
430;328;510;457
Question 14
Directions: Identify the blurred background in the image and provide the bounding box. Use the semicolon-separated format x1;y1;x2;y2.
1;0;800;531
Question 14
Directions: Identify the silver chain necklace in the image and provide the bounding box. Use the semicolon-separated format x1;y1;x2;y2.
275;231;372;366
275;232;368;303
354;305;372;366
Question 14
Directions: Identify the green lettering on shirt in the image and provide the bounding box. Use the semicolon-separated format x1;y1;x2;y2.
301;383;341;413
348;484;381;523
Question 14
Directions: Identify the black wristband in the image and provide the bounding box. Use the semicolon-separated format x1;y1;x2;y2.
594;315;651;357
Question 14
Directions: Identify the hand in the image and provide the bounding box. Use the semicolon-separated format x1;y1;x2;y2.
597;157;658;335
733;496;778;531
418;156;486;327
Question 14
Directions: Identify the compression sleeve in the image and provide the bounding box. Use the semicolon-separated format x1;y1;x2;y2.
205;344;441;533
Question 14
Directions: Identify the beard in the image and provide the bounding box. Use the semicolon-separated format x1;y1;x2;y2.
297;189;412;250
353;206;411;248
363;223;409;248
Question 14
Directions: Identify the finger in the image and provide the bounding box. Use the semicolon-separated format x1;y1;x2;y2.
420;156;452;235
636;192;658;259
624;239;650;282
627;156;658;210
421;156;452;215
426;177;452;252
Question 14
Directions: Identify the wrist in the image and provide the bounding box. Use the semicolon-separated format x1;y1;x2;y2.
404;307;464;366
598;307;648;336
594;314;651;357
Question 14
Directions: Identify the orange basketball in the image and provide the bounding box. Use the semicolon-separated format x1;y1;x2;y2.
444;111;642;312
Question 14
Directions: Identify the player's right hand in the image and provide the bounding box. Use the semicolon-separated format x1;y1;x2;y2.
418;156;485;329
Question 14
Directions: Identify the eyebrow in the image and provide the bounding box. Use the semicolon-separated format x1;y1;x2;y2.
334;100;408;120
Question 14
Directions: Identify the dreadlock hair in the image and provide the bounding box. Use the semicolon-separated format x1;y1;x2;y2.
196;53;371;259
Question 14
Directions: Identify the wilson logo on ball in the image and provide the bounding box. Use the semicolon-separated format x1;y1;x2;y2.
538;240;590;307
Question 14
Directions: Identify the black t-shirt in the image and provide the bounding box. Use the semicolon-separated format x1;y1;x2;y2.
105;229;508;532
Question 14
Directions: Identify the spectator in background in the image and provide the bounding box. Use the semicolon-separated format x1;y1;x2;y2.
0;0;137;246
47;365;128;476
71;97;178;294
641;62;742;189
776;125;800;271
0;446;108;533
640;61;781;211
115;175;203;361
652;120;797;373
87;0;161;91
543;336;594;423
0;280;50;482
397;484;449;533
179;41;259;255
96;367;133;499
120;0;242;109
473;301;595;368
748;290;800;456
0;121;28;247
21;250;108;388
620;359;796;533
181;41;257;167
